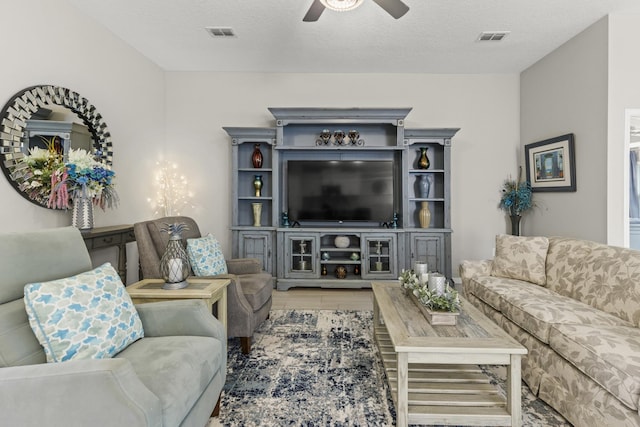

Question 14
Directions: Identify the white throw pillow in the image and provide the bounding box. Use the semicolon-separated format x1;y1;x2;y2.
186;234;228;276
24;263;144;363
491;234;549;286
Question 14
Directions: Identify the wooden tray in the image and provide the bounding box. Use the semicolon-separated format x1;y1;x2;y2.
409;291;460;325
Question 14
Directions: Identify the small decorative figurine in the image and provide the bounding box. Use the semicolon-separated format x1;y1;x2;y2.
281;211;291;227
390;212;399;229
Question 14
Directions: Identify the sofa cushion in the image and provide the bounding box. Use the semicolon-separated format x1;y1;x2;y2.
467;275;550;312
186;234;228;276
491;235;549;286
469;275;630;344
549;323;640;411
546;237;640;327
116;335;223;427
23;263;144;363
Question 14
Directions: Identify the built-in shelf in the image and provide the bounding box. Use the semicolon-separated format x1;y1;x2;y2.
225;110;459;288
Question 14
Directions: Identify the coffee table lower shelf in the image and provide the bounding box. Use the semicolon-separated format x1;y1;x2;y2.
375;326;515;426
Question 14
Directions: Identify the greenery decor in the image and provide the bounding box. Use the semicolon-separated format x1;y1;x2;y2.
412;285;460;312
398;269;460;313
499;166;533;216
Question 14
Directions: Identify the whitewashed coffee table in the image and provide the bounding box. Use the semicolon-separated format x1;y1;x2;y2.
372;282;527;426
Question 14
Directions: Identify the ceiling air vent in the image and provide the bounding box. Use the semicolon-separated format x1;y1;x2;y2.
477;31;510;42
205;27;236;38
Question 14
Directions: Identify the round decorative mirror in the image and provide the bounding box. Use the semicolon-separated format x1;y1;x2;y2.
0;85;113;208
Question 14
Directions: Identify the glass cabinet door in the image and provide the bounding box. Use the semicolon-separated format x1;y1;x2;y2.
362;234;397;279
284;233;319;278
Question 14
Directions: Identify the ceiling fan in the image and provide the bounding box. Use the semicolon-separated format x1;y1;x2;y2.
303;0;409;22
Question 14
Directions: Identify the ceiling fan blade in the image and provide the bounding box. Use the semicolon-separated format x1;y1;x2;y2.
371;0;410;19
303;0;326;22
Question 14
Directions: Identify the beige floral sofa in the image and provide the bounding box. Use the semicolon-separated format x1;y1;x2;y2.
460;234;640;427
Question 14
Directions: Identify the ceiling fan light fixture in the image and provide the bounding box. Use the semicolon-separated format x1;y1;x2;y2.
320;0;364;12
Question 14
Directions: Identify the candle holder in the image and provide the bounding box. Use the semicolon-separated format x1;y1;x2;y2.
159;223;191;290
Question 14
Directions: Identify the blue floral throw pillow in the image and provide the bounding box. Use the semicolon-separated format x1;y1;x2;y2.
186;234;228;276
24;263;144;363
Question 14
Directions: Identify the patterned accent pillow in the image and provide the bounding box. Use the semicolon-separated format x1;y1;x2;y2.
24;263;144;363
491;234;550;286
186;234;228;276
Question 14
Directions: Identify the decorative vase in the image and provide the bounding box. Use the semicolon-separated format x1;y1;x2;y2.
334;235;350;248
510;214;521;236
375;261;383;271
417;174;432;199
160;236;190;290
335;265;347;279
321;265;328;276
253;175;263;197
252;203;262;227
417;147;430;169
419;201;431;228
251;144;263;168
72;196;94;230
354;265;360;275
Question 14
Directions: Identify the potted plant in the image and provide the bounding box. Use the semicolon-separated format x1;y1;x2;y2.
499;166;533;236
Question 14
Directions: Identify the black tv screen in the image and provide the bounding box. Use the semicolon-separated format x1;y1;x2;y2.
287;160;394;223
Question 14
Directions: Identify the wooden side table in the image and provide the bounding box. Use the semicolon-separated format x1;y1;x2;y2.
126;278;230;330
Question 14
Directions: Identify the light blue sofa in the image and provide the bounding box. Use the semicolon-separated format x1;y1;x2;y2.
0;227;226;427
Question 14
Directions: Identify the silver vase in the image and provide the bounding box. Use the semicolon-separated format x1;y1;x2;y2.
72;197;94;230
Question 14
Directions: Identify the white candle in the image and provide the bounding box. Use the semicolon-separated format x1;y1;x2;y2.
167;258;183;283
428;274;446;295
420;273;429;285
414;261;428;276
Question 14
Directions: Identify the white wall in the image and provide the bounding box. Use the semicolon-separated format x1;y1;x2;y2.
0;0;165;282
0;2;521;278
607;12;640;246
165;72;520;273
520;17;609;242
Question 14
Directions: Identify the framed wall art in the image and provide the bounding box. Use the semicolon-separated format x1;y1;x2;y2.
524;133;576;192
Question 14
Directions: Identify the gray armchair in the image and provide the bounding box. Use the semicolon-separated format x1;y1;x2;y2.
134;216;273;353
0;226;226;427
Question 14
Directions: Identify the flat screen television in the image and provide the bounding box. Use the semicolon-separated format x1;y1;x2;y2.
287;160;394;224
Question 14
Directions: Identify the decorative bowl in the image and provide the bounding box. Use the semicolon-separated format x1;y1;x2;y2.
334;236;350;248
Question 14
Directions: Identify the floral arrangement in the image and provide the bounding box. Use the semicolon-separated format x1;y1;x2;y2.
398;269;460;312
499;166;533;216
17;138;117;210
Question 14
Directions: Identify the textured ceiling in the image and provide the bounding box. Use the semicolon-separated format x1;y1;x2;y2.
68;0;640;73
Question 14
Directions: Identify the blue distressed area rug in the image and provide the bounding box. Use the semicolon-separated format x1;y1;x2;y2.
213;310;569;427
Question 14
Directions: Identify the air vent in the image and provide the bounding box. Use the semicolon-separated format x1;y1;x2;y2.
205;27;236;38
477;31;510;42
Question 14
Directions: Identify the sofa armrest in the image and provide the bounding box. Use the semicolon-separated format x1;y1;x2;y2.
226;258;262;275
0;358;162;427
135;299;226;341
459;259;493;289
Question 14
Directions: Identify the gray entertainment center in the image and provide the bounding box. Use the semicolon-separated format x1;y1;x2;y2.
224;108;458;291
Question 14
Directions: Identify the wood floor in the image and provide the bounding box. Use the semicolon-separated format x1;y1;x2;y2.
271;287;374;311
